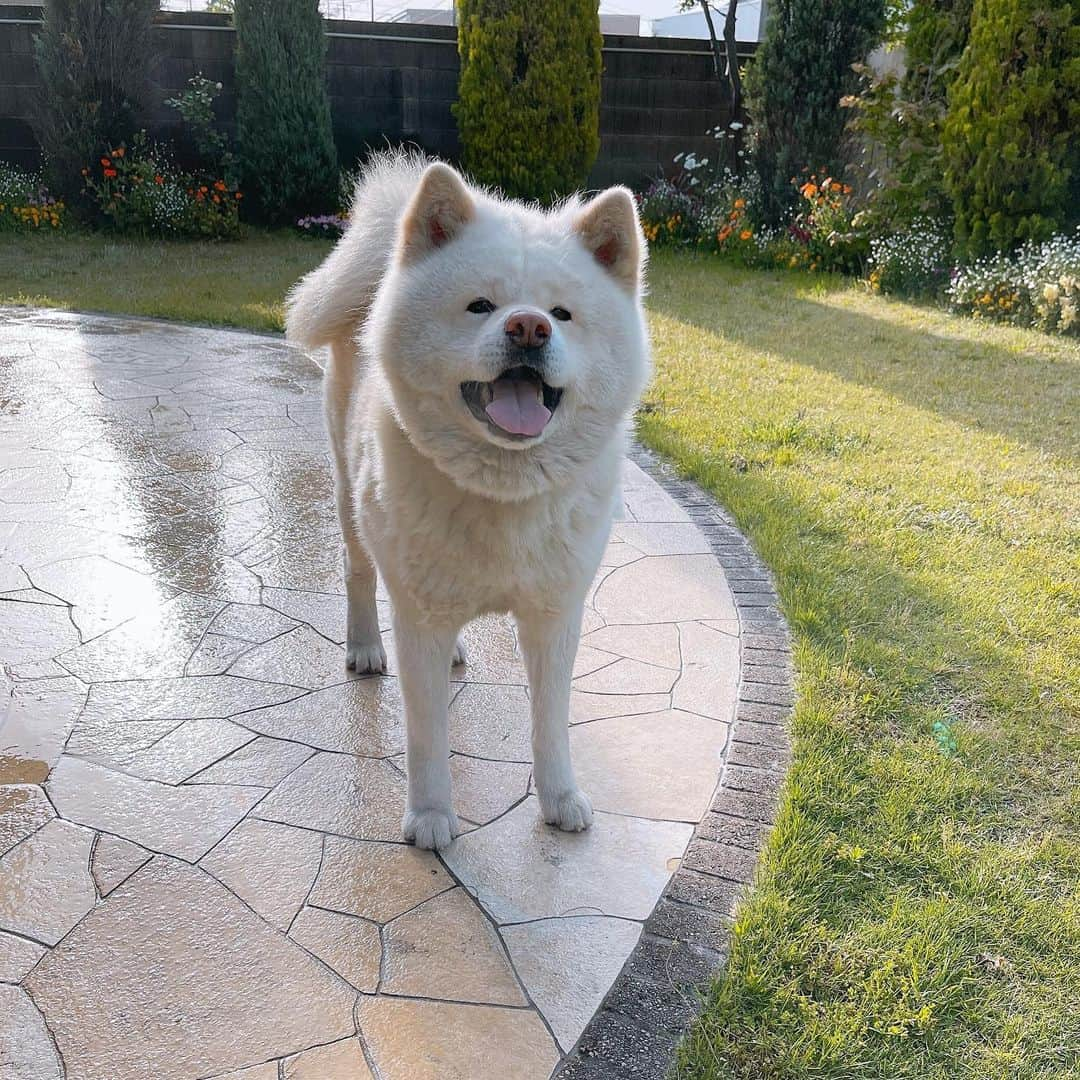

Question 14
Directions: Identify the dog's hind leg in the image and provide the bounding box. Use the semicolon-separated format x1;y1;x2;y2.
517;600;593;833
325;339;386;675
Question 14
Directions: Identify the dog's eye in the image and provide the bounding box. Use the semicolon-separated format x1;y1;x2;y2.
467;298;496;315
551;306;572;322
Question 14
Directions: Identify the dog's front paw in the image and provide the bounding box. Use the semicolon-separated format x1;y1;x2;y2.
403;807;459;850
539;788;593;833
451;636;467;667
347;637;387;675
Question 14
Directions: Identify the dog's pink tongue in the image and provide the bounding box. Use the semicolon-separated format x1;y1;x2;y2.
485;379;551;437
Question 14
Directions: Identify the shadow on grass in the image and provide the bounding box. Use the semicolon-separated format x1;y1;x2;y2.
637;417;1078;1077
647;254;1080;462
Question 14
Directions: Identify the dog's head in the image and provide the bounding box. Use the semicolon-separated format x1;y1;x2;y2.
367;162;651;500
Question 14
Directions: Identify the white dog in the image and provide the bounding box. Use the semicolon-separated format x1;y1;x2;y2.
286;152;650;850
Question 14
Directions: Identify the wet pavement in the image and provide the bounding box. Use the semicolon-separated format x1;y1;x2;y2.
0;308;740;1079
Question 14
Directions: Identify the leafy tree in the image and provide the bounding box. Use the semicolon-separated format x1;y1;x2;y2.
943;0;1080;257
843;0;972;229
746;0;887;225
454;0;602;202
31;0;159;194
234;0;337;222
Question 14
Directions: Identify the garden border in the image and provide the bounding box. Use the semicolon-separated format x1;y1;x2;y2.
554;441;794;1080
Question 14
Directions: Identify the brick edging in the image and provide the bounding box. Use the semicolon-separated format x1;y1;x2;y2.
553;442;794;1079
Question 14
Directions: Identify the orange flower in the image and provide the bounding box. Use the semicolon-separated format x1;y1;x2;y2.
213;180;226;192
830;181;842;193
800;182;818;198
843;184;853;195
113;147;125;158
103;167;117;178
733;198;746;210
199;186;208;194
729;210;739;222
212;194;221;203
100;157;111;167
718;226;732;242
235;192;243;200
740;229;753;241
154;175;164;185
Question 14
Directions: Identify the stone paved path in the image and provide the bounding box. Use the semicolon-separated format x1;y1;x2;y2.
0;309;742;1079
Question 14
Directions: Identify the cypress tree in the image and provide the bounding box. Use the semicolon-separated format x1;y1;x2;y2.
32;0;158;194
234;0;338;222
747;0;886;226
454;0;602;203
943;0;1080;257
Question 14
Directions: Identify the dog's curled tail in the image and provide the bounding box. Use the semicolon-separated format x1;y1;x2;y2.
285;148;431;350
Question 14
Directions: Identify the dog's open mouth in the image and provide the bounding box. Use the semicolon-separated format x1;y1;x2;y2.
460;366;563;440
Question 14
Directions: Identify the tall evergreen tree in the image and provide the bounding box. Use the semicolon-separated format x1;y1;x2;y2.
943;0;1080;257
454;0;602;203
234;0;337;222
746;0;886;225
32;0;158;194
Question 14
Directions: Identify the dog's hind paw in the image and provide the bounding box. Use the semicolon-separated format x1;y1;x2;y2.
451;636;467;667
540;788;594;833
347;639;387;675
403;807;459;850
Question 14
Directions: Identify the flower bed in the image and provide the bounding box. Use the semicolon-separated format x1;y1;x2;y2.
0;165;65;231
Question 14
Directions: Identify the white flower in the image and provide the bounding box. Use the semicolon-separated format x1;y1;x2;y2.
1043;283;1060;305
729;121;744;130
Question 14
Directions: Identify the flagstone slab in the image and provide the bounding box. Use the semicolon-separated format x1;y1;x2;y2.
282;1038;375;1080
444;798;692;924
25;858;357;1080
382;887;525;1005
308;836;453;924
0;783;55;856
357;997;559;1080
0;985;64;1080
502;916;643;1052
46;756;264;862
0;818;96;945
288;905;381;991
90;833;151;897
0;928;47;982
200;818;323;932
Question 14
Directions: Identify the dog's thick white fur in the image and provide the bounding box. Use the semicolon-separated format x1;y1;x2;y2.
286;152;650;850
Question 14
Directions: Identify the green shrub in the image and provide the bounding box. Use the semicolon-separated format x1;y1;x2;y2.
746;0;886;226
31;0;158;197
844;0;972;232
454;0;602;202
81;133;241;239
234;0;337;223
943;0;1080;258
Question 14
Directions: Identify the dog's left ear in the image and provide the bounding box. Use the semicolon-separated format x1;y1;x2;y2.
399;162;475;264
573;187;644;293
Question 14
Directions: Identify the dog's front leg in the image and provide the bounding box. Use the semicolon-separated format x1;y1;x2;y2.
394;608;459;850
518;601;593;833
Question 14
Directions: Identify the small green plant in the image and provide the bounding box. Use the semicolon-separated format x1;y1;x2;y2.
454;0;602;202
165;74;237;185
943;0;1080;258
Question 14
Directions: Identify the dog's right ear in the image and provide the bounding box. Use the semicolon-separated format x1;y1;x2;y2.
398;162;475;264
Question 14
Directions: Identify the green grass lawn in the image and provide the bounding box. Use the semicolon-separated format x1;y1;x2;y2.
0;228;331;332
3;233;1078;1077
